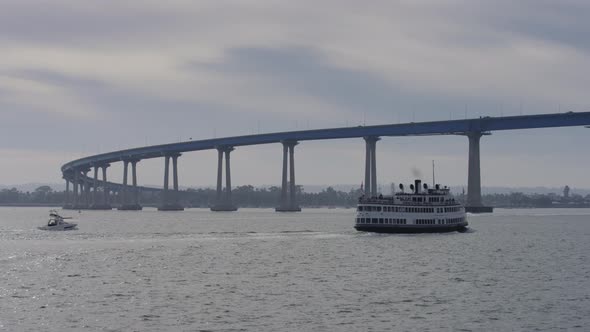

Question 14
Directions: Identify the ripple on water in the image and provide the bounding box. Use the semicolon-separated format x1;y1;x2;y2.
0;208;589;331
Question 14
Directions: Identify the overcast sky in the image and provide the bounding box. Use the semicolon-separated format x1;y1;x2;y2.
1;0;590;190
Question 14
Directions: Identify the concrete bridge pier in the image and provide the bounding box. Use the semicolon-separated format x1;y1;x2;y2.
81;169;91;209
276;141;301;212
130;160;143;210
465;132;493;213
71;170;81;209
81;181;89;209
64;178;71;207
363;136;380;197
70;169;90;210
118;159;143;210
133;161;141;207
211;146;238;211
102;165;111;209
63;177;72;209
159;154;184;211
89;164;112;210
72;181;78;209
91;166;99;208
122;160;129;206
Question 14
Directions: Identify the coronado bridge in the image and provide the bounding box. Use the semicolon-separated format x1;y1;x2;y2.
61;111;590;213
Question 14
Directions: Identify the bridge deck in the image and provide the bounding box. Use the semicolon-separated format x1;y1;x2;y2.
62;111;590;173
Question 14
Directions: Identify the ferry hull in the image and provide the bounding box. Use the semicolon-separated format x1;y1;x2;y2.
355;223;468;234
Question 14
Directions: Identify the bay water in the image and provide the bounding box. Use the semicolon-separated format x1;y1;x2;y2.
0;207;589;331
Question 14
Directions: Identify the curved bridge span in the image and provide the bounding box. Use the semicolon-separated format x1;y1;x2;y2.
61;111;590;212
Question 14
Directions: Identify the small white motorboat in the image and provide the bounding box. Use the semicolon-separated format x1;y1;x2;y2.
38;210;77;231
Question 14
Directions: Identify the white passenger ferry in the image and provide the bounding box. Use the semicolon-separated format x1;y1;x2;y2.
355;180;467;233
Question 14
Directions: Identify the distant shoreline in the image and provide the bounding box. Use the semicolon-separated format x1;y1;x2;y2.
0;203;62;207
1;204;590;209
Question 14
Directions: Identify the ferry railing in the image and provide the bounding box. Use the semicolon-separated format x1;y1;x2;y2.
358;197;460;206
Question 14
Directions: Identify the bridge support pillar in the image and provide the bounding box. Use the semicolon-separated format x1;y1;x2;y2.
122;160;129;205
211;146;238;211
102;165;111;209
363;136;380;197
89;164;112;209
63;177;72;209
159;154;184;211
118;160;142;210
130;160;143;210
465;132;493;213
132;161;138;205
91;166;99;207
81;181;88;209
71;170;80;209
276;141;301;212
216;149;223;204
72;169;90;210
81;169;91;209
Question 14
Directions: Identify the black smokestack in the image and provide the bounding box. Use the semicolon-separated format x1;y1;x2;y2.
415;179;421;194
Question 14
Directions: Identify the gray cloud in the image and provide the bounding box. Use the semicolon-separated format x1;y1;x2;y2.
188;45;564;122
0;2;183;45
189;46;404;114
477;1;590;51
2;68;106;91
401;1;590;52
1;1;590;187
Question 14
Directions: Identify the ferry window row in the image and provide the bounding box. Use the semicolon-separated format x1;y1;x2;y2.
356;218;407;225
416;219;436;225
404;207;434;213
444;217;464;224
358;206;382;212
359;206;436;213
358;206;460;214
411;196;444;203
410;196;445;203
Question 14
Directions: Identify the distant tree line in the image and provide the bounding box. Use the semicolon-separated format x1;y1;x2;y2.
456;192;590;208
0;186;65;205
0;185;364;208
179;185;364;208
1;185;589;208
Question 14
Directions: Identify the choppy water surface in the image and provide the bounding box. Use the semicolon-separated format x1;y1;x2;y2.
0;207;589;331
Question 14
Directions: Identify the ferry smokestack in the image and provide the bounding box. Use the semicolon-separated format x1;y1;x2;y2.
415;179;421;194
